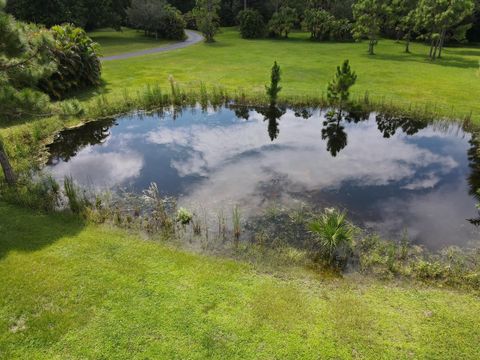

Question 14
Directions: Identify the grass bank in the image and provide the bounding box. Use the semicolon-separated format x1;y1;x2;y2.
88;28;174;57
92;27;480;121
0;202;479;359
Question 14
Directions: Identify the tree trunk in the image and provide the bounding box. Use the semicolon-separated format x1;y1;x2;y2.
432;37;441;61
438;28;446;59
0;145;16;186
405;38;410;53
368;40;375;55
429;39;434;58
244;0;247;11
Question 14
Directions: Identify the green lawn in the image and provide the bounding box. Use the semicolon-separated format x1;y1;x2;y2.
88;28;174;57
91;27;480;120
1;202;479;359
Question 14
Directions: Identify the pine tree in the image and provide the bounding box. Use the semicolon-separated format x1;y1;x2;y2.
327;59;357;105
265;61;282;105
0;0;54;184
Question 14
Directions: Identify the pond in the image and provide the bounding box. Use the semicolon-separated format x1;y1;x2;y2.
46;106;480;249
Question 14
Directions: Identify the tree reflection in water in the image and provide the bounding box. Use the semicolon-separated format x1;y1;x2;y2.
257;105;286;141
376;113;427;138
47;118;116;164
321;110;348;157
46;106;480;222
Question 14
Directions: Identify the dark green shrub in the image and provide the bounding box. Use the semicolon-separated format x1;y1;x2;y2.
159;6;186;40
330;19;353;41
238;9;265;39
40;24;101;99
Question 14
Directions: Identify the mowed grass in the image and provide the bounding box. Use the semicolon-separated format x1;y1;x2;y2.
91;27;480;120
1;202;479;359
88;28;174;57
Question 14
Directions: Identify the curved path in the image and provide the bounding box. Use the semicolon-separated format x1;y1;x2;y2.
101;30;203;61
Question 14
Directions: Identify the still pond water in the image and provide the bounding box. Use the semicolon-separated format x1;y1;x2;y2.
46;106;480;249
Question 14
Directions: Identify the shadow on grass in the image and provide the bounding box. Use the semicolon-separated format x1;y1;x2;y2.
363;51;479;69
443;48;480;57
0;202;85;260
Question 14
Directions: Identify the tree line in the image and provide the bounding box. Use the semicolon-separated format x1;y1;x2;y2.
5;0;480;43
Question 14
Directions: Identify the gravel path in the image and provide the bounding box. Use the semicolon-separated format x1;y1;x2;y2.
101;30;203;61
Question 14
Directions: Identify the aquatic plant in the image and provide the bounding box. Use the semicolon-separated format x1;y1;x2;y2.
176;207;193;225
142;182;175;233
232;205;241;241
0;174;61;212
64;176;88;214
308;208;353;267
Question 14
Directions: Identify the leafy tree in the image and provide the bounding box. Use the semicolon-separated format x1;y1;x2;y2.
466;0;480;41
352;0;387;55
238;8;265;38
1;1;54;184
265;61;282;104
193;0;221;42
385;0;417;52
327;59;357;105
268;6;297;38
307;0;354;19
5;0;128;30
302;8;334;40
183;10;197;29
415;0;475;60
159;5;187;39
127;0;186;40
40;24;101;99
167;0;196;13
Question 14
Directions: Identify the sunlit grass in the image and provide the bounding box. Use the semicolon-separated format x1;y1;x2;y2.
88;27;174;57
91;27;480;121
1;202;479;358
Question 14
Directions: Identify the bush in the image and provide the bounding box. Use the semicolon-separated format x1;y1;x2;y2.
39;24;101;99
330;19;353;41
238;9;265;39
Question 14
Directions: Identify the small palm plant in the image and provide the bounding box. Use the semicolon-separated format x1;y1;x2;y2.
308;208;353;267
